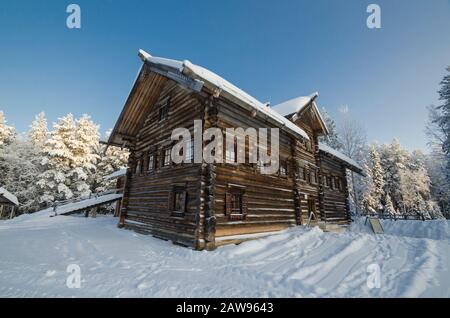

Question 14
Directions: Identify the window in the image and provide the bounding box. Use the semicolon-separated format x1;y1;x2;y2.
148;153;154;171
185;139;194;162
159;100;169;121
280;161;288;176
169;186;187;217
331;177;336;190
231;193;242;214
336;178;341;191
225;187;247;220
225;146;236;163
326;176;331;187
311;169;317;184
299;166;305;180
164;148;171;166
135;159;142;174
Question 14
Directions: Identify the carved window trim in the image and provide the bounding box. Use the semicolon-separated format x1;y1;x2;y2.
168;185;187;218
225;185;248;221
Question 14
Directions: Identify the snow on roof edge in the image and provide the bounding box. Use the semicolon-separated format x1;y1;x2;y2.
139;49;310;141
104;168;127;180
0;187;19;206
318;143;363;173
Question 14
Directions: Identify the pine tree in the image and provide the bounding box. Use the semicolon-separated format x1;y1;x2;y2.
380;139;409;212
361;144;384;215
37;114;100;204
384;193;395;217
28;112;48;147
0;111;15;146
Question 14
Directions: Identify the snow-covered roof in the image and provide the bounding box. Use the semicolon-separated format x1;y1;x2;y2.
272;92;329;135
272;93;319;117
318;143;364;173
104;168;127;180
139;49;310;141
0;187;19;206
54;193;123;215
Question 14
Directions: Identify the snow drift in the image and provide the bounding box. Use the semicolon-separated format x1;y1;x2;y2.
0;213;448;297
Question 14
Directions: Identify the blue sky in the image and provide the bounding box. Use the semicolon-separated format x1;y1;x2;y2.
0;0;449;151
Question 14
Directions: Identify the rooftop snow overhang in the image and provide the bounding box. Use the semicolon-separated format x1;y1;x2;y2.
272;93;329;136
318;143;365;176
107;49;310;147
0;187;19;206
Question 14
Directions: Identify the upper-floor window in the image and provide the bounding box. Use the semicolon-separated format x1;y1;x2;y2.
164;148;171;166
185;139;194;162
159;99;170;121
331;176;336;189
280;161;288;176
311;169;317;184
148;153;155;171
225;145;236;163
135;158;143;174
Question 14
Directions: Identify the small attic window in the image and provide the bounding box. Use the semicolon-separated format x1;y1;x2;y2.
159;99;170;121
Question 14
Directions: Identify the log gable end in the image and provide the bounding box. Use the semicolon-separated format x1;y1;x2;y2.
110;50;364;250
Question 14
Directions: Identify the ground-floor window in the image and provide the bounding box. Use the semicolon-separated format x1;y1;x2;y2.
225;186;248;220
169;186;187;217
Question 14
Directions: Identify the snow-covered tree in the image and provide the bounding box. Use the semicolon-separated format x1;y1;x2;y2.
384;194;396;217
28;112;48;147
380;139;409;212
0;140;44;213
370;144;384;208
91;129;129;193
336;106;367;214
436;67;450;178
37;114;100;205
319;107;342;150
0;111;15;146
361;144;384;215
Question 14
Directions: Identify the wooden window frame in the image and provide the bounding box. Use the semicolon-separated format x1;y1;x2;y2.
225;186;248;221
148;153;155;171
184;138;194;162
158;99;170;122
135;158;143;175
168;185;187;218
279;160;288;177
163;147;171;167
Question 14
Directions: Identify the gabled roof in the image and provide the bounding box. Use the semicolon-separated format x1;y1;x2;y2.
272;92;329;135
107;50;310;147
318;143;364;175
0;187;19;206
272;93;319;117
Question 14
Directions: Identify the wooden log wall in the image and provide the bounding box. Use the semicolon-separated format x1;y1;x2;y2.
213;97;298;239
120;79;205;248
318;155;350;224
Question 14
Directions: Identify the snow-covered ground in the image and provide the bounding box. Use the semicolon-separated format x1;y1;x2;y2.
0;212;449;297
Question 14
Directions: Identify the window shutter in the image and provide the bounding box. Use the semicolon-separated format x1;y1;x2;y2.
181;190;187;213
168;191;174;211
242;194;248;218
225;192;232;215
